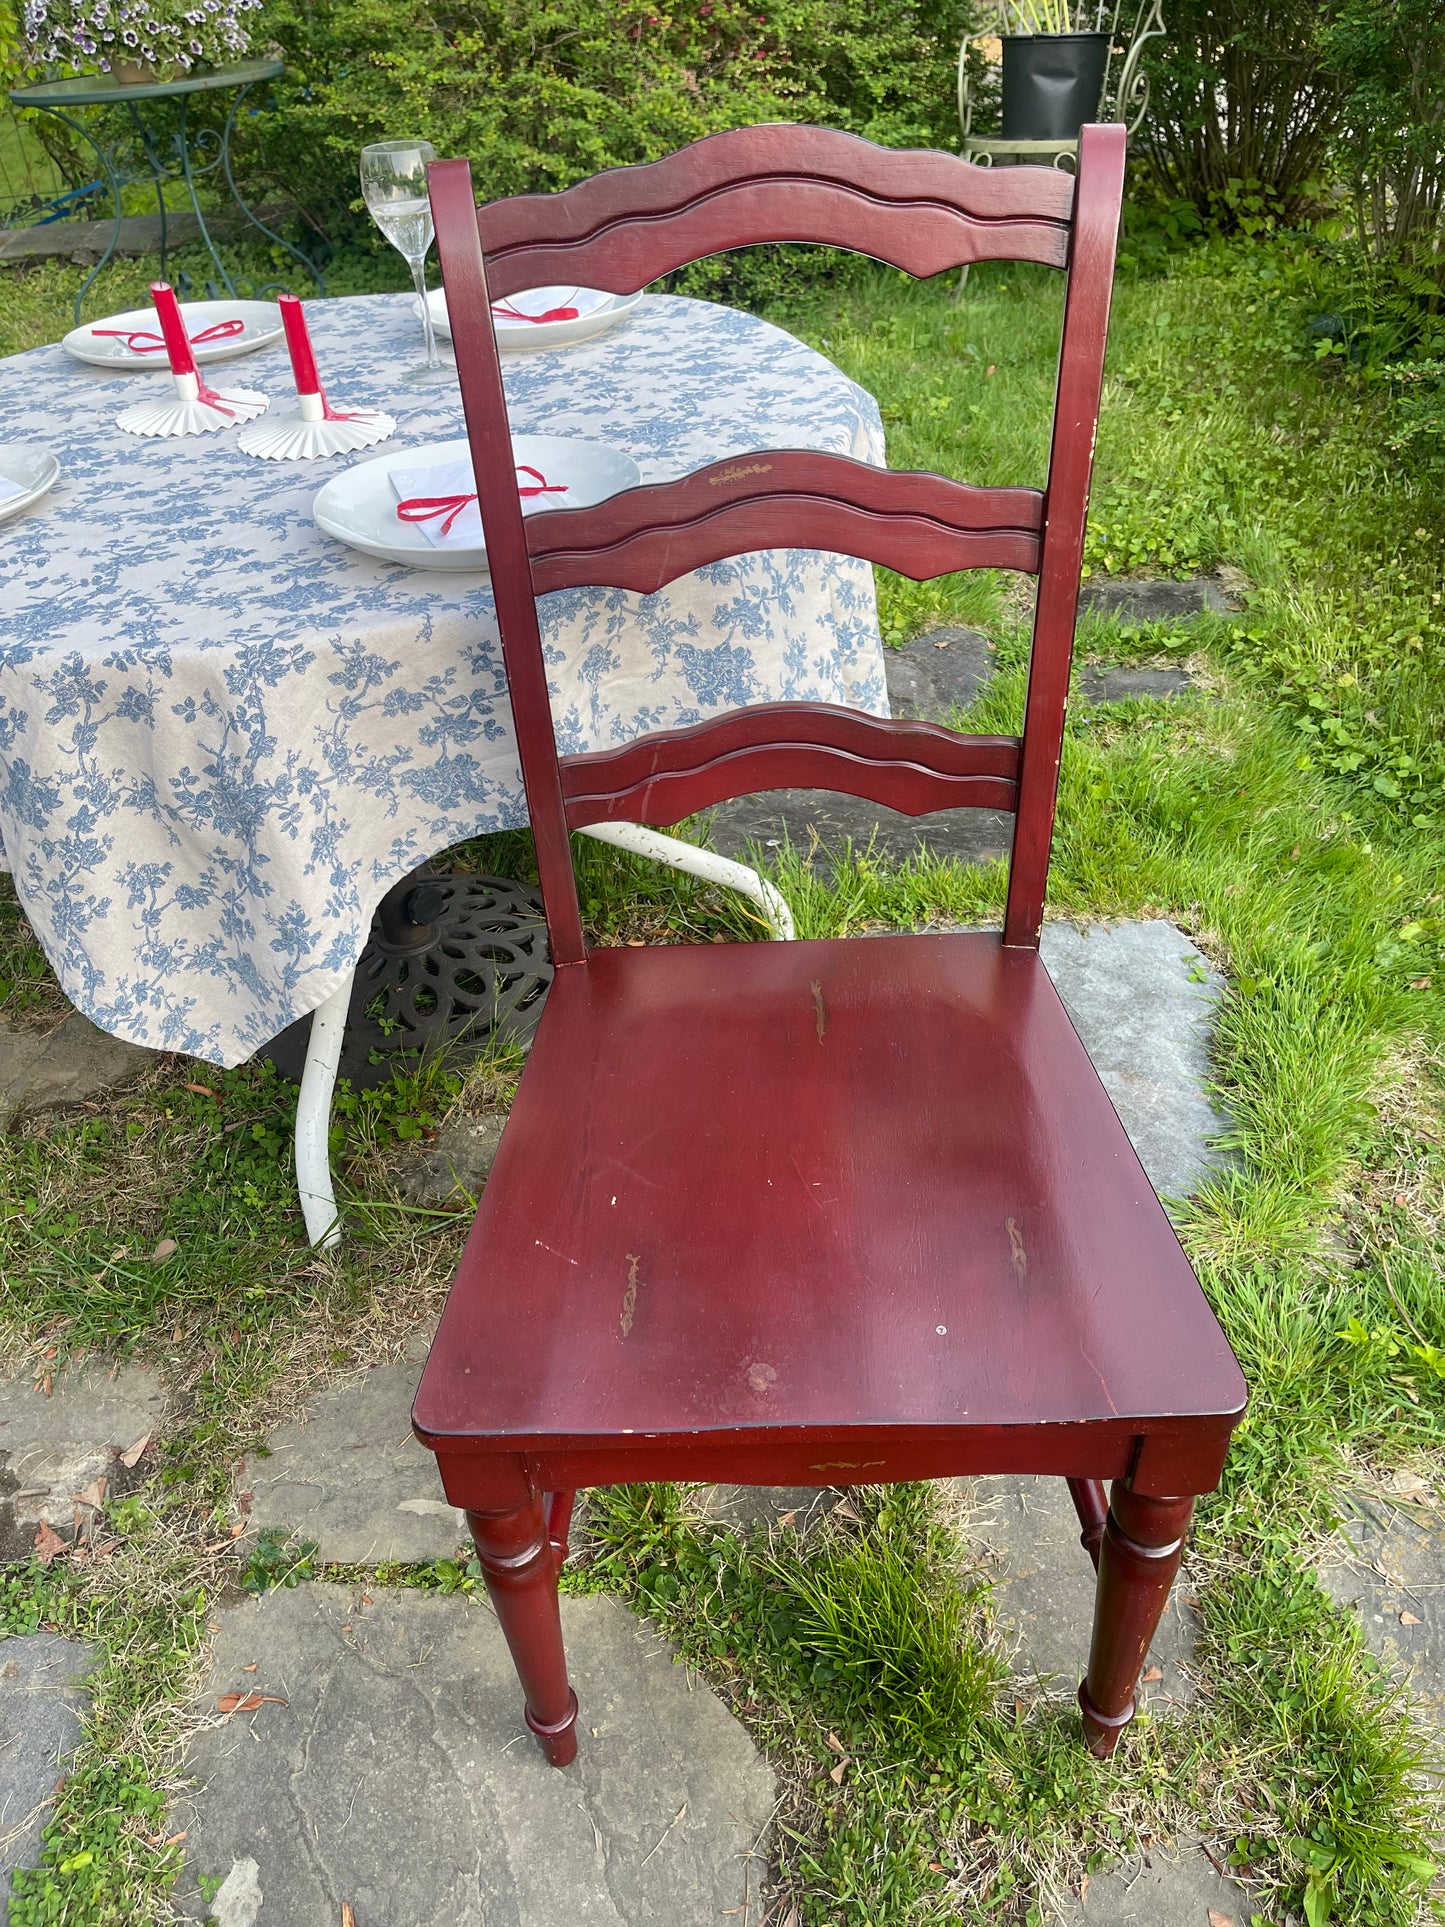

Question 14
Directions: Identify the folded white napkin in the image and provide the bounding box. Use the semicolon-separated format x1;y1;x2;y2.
389;455;571;549
491;286;612;324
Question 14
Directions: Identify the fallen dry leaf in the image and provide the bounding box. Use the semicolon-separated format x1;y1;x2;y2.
242;1663;258;1673
151;1238;179;1264
73;1478;106;1510
828;1759;848;1784
40;1374;52;1398
119;1434;150;1469
164;1831;187;1847
229;1522;246;1538
1401;1611;1423;1626
825;1731;847;1755
341;1907;356;1927
217;1691;289;1714
1141;1665;1163;1684
1207;1911;1235;1927
33;1521;66;1566
43;1346;56;1360
1079;1874;1089;1902
183;1082;217;1098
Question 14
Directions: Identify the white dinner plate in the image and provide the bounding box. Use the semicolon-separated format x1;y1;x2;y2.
0;444;60;525
414;285;644;352
62;299;284;370
313;434;641;572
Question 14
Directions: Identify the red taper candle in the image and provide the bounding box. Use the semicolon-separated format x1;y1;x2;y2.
278;293;321;397
149;281;196;379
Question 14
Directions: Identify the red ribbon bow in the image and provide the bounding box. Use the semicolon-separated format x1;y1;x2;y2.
491;299;582;324
396;466;568;538
92;317;248;354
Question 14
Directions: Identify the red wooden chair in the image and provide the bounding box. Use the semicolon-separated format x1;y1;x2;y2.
413;122;1246;1770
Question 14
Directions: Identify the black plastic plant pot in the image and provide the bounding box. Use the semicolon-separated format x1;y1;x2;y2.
1000;32;1111;141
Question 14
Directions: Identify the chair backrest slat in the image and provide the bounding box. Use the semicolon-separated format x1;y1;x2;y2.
477;124;1076;300
560;706;1022;829
528;456;1043;595
429;121;1126;966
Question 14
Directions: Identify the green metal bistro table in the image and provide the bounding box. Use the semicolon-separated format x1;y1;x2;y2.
9;60;323;323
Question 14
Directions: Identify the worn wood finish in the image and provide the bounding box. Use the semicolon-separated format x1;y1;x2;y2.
526;451;1044;595
561;706;1020;829
422;122;1245;1769
474;124;1077;301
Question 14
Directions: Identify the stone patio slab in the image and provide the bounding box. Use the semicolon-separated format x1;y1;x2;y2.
1038;920;1229;1203
0;1635;95;1901
0;1012;158;1128
1048;1840;1252;1925
0;1360;165;1558
960;1475;1197;1707
177;1584;775;1927
244;1335;465;1565
1318;1487;1445;1717
1078;578;1233;625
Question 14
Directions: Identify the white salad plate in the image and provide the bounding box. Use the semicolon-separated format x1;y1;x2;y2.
312;434;641;572
414;285;644;352
0;445;61;525
62;299;284;370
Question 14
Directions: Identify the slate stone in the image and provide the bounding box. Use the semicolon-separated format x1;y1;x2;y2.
243;1336;467;1564
960;1475;1198;1707
0;1635;95;1900
1079;665;1196;703
0;1012;158;1129
1318;1487;1445;1716
395;1110;506;1207
1039;920;1230;1203
706;789;1014;870
699;1484;840;1532
176;1584;776;1927
0;1361;165;1559
884;627;997;720
1049;1840;1253;1925
0;205;294;268
1077;578;1233;626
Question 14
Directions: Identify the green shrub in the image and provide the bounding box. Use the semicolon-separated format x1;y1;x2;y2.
248;0;976;244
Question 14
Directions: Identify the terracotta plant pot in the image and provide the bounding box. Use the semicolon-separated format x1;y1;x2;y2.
1000;32;1111;141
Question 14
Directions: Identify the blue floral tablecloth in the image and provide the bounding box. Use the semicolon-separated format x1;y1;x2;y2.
0;291;886;1066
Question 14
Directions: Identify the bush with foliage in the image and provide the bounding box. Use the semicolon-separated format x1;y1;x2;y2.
250;0;975;239
1137;0;1349;230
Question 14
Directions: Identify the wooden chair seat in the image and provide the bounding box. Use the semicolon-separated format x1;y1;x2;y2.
414;931;1244;1476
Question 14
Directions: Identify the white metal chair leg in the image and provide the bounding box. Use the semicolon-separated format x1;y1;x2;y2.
295;968;352;1249
579;820;795;940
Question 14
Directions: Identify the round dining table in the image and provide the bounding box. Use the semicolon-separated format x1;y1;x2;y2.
0;289;888;1070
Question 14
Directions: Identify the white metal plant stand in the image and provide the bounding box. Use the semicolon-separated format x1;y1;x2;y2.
294;824;795;1248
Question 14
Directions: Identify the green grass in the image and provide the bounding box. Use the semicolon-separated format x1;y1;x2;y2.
0;229;1443;1924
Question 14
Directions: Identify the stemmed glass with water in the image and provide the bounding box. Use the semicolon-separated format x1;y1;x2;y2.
360;139;443;375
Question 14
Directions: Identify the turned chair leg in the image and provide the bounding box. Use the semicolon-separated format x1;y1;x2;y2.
1079;1484;1194;1758
1066;1477;1109;1568
467;1496;579;1767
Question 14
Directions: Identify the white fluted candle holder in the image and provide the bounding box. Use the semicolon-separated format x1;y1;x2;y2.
117;370;269;439
237;389;397;461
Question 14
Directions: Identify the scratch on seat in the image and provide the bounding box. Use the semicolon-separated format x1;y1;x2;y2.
620;1253;642;1336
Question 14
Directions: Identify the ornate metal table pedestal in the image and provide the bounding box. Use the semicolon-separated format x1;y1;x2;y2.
9;60;323;324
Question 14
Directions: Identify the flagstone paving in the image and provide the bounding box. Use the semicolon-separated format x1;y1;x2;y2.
176;1584;775;1927
1318;1484;1445;1718
0;1010;157;1128
1047;1839;1254;1925
0;1359;164;1559
962;1475;1199;1709
0;1635;96;1902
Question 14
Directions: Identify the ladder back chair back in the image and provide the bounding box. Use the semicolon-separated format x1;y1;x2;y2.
415;122;1246;1772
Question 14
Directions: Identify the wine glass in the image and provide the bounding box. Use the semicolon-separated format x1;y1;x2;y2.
360;139;443;375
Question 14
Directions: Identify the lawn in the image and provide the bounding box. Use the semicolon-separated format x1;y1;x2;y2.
0;222;1442;1927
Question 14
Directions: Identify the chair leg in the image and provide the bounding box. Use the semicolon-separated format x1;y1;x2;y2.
467;1496;579;1767
1078;1485;1193;1758
1066;1477;1109;1568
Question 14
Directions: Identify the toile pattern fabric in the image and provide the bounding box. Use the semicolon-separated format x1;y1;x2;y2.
0;291;887;1066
